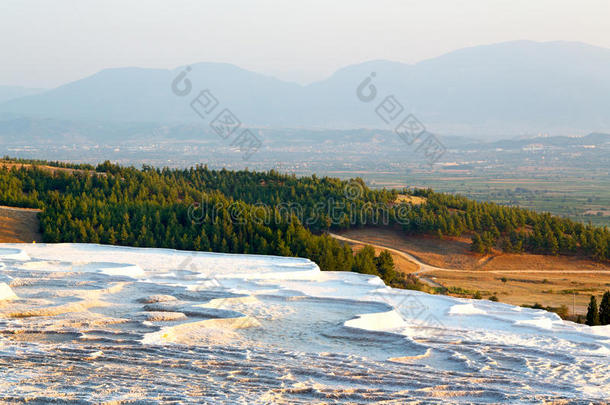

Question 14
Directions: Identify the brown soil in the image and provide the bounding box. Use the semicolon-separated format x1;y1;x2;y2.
395;194;426;205
0;206;42;243
333;227;610;316
0;161;102;177
336;227;610;271
426;269;610;316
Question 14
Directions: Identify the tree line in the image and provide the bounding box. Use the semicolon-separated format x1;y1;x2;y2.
0;160;417;288
0;159;608;287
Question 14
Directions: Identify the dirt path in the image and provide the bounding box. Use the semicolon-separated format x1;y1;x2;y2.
329;232;610;275
331;233;435;271
329;232;446;288
336;227;610;271
330;232;610;313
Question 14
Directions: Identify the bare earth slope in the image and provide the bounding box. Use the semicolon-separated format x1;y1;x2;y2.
331;227;610;316
0;206;42;243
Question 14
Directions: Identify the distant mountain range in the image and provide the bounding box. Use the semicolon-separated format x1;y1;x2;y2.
1;114;608;153
2;41;610;138
0;86;45;103
466;132;610;150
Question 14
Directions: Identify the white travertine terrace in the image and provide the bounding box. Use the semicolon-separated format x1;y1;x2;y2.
0;243;608;403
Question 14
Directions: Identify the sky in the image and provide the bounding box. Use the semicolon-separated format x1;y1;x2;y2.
2;0;610;88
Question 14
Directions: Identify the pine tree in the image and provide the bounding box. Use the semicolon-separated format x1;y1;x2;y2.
500;237;513;253
119;224;129;244
108;228;117;245
586;296;600;326
374;250;396;281
599;291;610;325
353;245;378;276
470;233;484;253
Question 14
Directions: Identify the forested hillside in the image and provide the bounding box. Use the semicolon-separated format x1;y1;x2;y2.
0;159;608;286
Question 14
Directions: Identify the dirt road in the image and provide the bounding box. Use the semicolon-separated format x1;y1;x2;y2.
329;232;610;276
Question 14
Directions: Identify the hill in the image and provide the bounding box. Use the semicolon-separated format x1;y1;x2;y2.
0;157;608;283
2;41;610;137
0;86;45;103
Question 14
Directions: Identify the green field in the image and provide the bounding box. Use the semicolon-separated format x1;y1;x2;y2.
332;168;610;228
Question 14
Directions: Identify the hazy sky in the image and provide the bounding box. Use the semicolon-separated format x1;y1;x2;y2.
2;0;610;88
